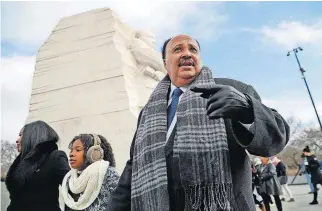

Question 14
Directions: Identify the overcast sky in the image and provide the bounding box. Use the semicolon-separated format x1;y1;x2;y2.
1;1;322;142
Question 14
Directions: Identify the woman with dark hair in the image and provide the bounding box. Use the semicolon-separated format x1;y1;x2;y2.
302;146;322;205
5;120;70;211
61;133;119;211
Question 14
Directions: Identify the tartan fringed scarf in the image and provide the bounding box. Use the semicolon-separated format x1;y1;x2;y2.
131;67;233;211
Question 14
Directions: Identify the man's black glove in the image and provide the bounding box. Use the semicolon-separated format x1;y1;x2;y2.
191;84;254;124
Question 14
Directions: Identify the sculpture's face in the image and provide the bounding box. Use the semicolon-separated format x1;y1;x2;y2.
164;35;202;87
69;139;85;169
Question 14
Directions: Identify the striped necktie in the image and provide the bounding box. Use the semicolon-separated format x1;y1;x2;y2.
167;88;183;129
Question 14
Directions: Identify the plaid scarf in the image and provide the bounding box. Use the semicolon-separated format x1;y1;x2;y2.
131;67;233;211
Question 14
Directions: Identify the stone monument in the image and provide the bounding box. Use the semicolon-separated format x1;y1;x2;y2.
26;8;166;172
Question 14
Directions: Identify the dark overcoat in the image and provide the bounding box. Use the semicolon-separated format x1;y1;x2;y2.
108;78;290;211
306;154;322;184
5;141;70;211
257;163;282;195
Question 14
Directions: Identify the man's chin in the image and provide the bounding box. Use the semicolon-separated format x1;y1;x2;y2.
180;71;198;80
175;77;196;87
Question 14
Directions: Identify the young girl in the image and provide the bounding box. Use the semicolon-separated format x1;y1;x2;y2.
62;134;119;211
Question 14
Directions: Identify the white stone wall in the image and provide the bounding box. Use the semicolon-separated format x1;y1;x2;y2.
26;8;166;172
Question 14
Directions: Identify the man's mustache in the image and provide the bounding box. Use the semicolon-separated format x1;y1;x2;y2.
178;58;195;67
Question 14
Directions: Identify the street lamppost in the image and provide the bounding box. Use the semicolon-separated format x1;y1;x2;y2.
287;47;322;132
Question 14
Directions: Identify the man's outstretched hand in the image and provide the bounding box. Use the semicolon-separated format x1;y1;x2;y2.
191;84;254;123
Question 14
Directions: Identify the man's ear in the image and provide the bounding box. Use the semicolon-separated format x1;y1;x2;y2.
163;59;167;70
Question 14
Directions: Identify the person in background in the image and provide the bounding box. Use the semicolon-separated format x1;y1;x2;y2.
61;134;119;211
257;157;283;211
254;157;274;206
5;120;70;211
299;156;315;194
302;146;322;205
252;162;266;211
272;156;294;202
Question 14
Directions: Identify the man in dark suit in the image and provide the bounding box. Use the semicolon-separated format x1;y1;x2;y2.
108;35;290;211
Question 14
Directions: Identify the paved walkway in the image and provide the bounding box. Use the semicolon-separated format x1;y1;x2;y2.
257;184;322;211
2;183;322;211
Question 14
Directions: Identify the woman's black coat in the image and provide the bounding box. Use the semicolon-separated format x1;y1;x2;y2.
5;141;70;211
